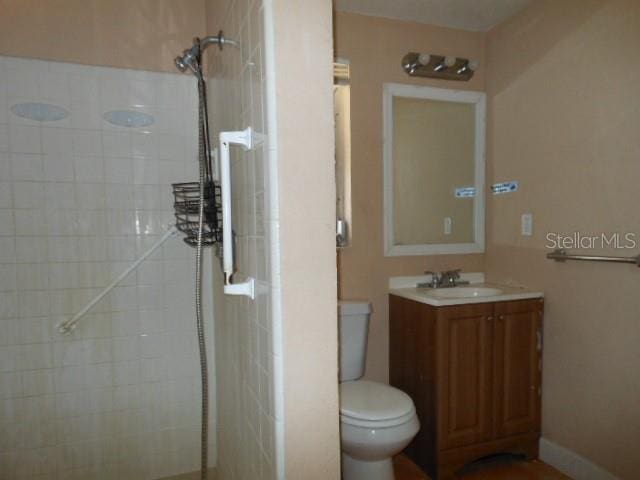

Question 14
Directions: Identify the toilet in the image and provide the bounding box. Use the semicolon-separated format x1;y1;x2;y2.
339;301;420;480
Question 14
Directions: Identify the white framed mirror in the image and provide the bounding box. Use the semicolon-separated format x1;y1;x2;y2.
383;83;486;256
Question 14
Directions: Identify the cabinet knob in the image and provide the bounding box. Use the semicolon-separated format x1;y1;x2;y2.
487;316;494;321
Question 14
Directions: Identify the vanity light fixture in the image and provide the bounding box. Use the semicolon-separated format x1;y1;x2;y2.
402;52;478;81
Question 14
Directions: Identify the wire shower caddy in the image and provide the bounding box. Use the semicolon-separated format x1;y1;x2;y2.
172;180;223;247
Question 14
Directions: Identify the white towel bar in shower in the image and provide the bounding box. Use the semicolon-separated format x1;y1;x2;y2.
57;226;178;334
219;127;255;299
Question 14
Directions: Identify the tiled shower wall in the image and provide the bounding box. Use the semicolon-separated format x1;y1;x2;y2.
0;55;217;479
205;0;279;478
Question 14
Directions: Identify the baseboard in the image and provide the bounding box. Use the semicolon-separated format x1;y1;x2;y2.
539;437;619;480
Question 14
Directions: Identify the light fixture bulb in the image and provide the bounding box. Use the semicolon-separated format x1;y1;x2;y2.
418;53;431;65
468;60;479;71
444;56;457;67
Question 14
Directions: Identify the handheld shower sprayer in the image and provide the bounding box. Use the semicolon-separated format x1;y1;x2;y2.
172;28;239;480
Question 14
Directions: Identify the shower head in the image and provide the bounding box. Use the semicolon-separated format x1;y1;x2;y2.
175;43;200;73
174;31;239;74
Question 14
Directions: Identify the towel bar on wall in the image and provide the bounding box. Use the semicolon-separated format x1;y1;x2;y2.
546;249;640;266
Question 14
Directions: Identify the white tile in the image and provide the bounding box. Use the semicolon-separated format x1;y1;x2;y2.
0;55;215;467
76;236;107;262
13;181;45;209
111;311;140;337
140;357;166;383
0;210;14;236
69;75;100;103
106;236;135;262
6;69;39;98
45;209;77;236
128;80;155;106
0;344;21;371
110;286;138;311
0;125;10;152
10;153;44;181
0;237;16;263
41;127;74;154
21;369;54;396
9;124;41;154
131;132;157;159
18;316;51;345
54;365;86;392
155;134;184;161
38;72;70;102
16;263;49;290
99;77;128;107
83;338;112;364
72;130;102;157
85;363;113;389
48;238;77;262
20;343;53;369
44;182;76;209
74;155;104;182
139;310;165;334
75;183;106;210
18;290;50;318
0;183;12;208
76;210;107;236
0;371;22;399
133;158;160;185
0;263;16;291
104;157;133;184
13;209;46;236
133;185;162;210
102;131;131;158
43;153;74;181
70;102;102;130
55;390;88;418
14;237;48;263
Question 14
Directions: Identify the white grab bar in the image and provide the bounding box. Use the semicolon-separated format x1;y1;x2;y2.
57;226;178;334
219;128;255;299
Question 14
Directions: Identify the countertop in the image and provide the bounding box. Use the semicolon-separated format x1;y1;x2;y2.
388;274;544;307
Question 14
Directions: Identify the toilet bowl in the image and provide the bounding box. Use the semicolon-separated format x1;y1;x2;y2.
339;302;420;480
340;380;420;480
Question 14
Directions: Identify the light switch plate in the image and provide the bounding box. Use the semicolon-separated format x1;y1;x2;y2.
444;217;452;235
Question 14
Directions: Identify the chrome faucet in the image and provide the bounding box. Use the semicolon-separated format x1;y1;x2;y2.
419;269;469;288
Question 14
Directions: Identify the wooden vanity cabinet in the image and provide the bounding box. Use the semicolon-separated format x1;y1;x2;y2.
389;295;543;479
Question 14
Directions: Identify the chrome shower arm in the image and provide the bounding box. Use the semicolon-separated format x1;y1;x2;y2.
200;30;239;50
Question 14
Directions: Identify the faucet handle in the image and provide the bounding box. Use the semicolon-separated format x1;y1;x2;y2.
443;269;461;279
425;271;442;286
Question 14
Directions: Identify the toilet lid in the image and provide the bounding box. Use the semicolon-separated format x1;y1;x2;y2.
340;380;414;422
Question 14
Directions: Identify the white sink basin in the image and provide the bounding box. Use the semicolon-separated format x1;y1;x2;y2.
429;287;503;298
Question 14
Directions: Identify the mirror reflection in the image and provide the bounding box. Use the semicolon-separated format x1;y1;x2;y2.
383;84;485;256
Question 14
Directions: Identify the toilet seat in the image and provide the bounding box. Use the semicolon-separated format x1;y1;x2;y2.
340;380;416;428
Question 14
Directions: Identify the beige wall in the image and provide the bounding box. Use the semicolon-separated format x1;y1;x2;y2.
335;12;485;383
0;0;205;72
485;1;640;478
272;1;341;478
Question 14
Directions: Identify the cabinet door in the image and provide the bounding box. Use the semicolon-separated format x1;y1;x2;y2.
437;303;494;450
389;295;437;466
493;300;543;438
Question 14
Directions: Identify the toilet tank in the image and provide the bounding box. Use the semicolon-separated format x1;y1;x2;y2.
339;301;372;382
